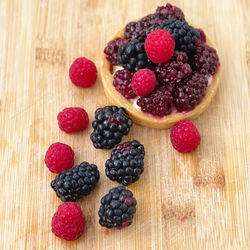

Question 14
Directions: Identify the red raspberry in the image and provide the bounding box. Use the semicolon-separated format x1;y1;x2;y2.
57;107;89;133
170;120;201;153
69;57;97;88
131;69;157;96
51;202;86;241
145;29;175;63
45;142;74;173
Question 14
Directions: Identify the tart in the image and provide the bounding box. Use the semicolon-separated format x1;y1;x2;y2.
101;3;220;129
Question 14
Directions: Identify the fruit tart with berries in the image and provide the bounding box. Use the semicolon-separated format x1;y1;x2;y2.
101;3;220;129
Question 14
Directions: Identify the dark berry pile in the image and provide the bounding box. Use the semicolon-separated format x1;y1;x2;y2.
118;39;155;72
98;186;137;229
193;40;219;76
104;38;128;65
51;162;100;202
155;51;192;86
137;85;173;117
90;106;133;149
104;3;220;117
160;19;200;57
113;69;136;99
105;140;145;185
172;73;208;111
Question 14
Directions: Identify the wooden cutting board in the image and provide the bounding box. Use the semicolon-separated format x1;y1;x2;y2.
0;0;249;249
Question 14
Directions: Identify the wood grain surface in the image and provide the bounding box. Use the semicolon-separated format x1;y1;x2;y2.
0;0;249;249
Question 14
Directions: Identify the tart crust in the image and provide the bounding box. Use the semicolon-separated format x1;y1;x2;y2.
101;27;220;129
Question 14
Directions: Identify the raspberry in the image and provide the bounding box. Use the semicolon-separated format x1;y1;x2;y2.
155;3;185;21
51;162;100;201
90;106;133;149
160;19;200;58
196;29;206;43
170;120;201;153
51;202;86;241
57;107;89;133
98;186;137;229
172;73;208;111
154;51;192;86
131;69;157;96
69;57;97;88
45;142;74;173
145;29;175;63
104;38;128;65
137;85;173;117
113;69;136;99
193;40;219;76
105;140;145;185
117;39;155;72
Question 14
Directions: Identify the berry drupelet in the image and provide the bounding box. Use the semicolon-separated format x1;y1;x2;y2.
105;140;145;186
117;39;155;72
193;40;219;76
104;37;128;66
172;72;208;111
155;3;185;21
137;85;173;117
51;162;100;202
113;69;136;99
155;51;192;86
98;186;137;229
160;19;200;57
90;106;133;149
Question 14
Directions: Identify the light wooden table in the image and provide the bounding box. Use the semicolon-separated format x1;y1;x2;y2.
0;0;249;249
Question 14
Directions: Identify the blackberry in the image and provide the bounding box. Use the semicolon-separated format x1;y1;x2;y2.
137;85;173;117
193;40;219;76
160;19;200;57
155;51;192;86
196;29;206;43
104;37;128;65
98;186;137;229
90;106;133;149
155;3;185;21
117;39;155;72
51;162;100;202
105;140;145;185
172;73;208;111
124;14;161;42
113;69;136;99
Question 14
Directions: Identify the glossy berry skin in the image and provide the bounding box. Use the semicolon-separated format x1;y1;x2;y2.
90;106;133;149
45;142;74;173
155;3;185;21
51;162;100;202
145;29;175;63
154;51;192;86
51;202;86;241
104;37;128;65
131;69;157;96
98;186;137;229
170;120;201;153
57;107;89;133
69;57;97;88
113;69;136;99
105;140;145;185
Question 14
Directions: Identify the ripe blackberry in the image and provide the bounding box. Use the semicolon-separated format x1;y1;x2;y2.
98;186;137;229
117;39;155;72
105;140;145;185
90;106;133;149
155;3;185;21
124;14;160;42
172;73;208;111
104;38;128;65
113;69;136;99
51;162;100;202
160;19;200;57
137;85;173;117
193;40;219;76
155;51;192;86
